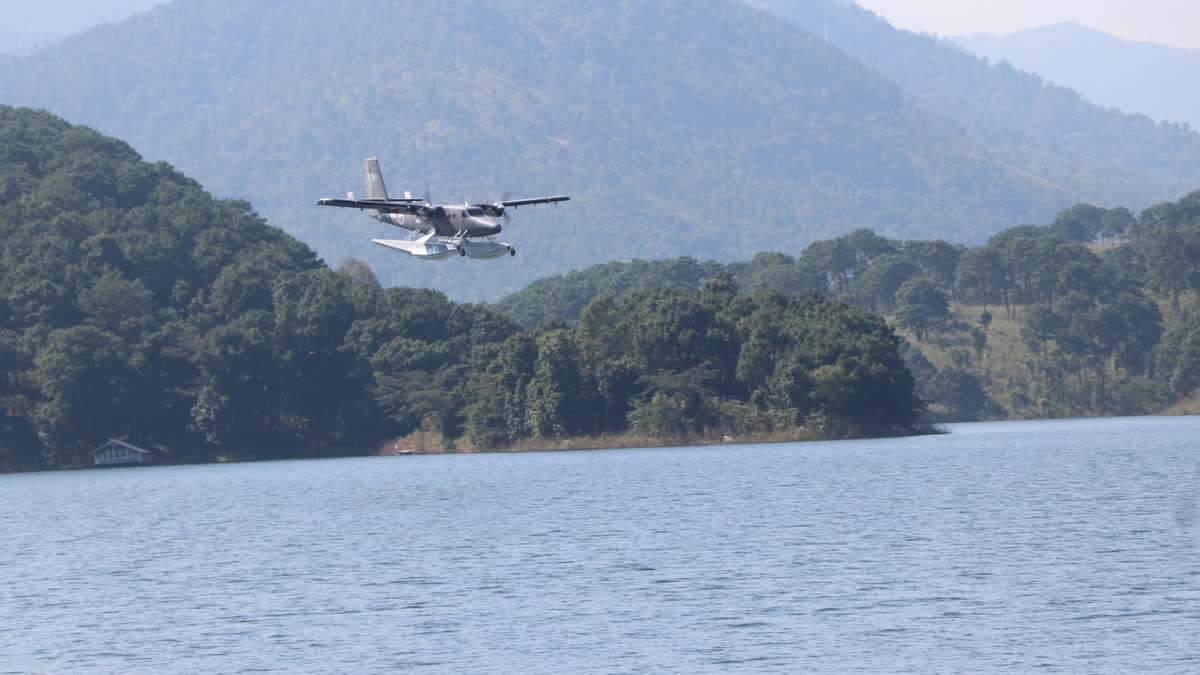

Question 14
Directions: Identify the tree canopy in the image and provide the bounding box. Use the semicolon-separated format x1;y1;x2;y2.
0;107;927;471
493;190;1200;422
0;107;523;469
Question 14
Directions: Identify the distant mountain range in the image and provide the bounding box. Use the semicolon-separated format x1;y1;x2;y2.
954;22;1200;132
744;2;1200;201
3;0;1200;300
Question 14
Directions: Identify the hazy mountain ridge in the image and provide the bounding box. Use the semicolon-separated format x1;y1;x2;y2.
954;22;1200;132
745;1;1200;207
1;0;1195;300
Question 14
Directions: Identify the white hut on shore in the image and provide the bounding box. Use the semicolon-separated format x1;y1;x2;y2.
90;439;153;467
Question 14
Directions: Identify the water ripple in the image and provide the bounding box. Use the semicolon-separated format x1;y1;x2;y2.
2;416;1199;672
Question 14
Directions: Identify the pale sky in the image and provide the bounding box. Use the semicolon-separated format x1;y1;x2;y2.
5;1;1200;53
854;0;1200;49
0;0;168;54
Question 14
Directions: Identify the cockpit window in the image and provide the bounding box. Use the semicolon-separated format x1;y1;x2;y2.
466;207;485;216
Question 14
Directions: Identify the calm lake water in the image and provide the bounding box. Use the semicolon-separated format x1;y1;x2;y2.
2;416;1199;673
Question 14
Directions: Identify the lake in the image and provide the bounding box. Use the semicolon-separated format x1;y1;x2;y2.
2;416;1199;673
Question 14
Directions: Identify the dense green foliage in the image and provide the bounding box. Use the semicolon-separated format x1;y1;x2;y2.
0;107;518;469
0;108;925;471
495;192;1200;422
469;279;922;449
494;257;722;329
5;0;1200;301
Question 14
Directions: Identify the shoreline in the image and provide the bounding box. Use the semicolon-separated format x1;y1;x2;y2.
376;423;944;456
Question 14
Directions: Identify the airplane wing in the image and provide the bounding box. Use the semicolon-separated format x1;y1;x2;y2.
317;197;423;212
500;196;570;208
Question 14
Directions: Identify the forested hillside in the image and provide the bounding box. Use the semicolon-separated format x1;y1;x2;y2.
496;192;1200;422
0;105;481;468
2;0;1188;300
0;107;926;471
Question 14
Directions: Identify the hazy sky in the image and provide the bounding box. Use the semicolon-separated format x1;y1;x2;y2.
854;0;1200;49
5;1;1199;53
0;0;167;54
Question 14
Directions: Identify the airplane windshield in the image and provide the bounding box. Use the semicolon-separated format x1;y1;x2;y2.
466;207;485;216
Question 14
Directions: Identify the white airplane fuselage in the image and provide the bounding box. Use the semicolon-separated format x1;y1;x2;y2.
370;205;502;238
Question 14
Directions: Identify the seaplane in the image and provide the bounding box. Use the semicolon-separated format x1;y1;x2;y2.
317;157;569;259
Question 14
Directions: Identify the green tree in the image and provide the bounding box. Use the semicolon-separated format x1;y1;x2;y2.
901;239;963;289
930;368;991;421
465;332;537;448
851;253;920;312
33;325;135;465
894;278;949;340
525;329;590;438
1155;313;1200;396
1049;203;1106;242
955;246;1005;307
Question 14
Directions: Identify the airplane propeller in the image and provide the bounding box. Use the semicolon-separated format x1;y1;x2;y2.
419;187;443;217
483;192;512;221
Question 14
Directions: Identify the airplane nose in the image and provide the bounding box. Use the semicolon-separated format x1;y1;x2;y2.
473;218;501;236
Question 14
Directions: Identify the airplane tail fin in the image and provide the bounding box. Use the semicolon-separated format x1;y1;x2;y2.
364;157;389;201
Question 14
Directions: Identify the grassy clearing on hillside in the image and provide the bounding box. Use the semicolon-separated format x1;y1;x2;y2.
892;303;1039;421
894;295;1199;422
